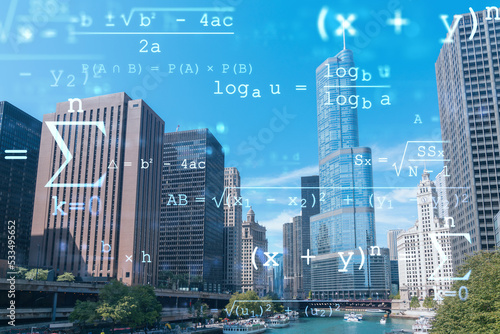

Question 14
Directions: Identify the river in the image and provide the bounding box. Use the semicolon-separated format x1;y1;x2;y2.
281;315;414;333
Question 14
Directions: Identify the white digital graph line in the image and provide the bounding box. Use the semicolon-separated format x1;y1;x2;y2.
71;32;234;35
324;85;391;88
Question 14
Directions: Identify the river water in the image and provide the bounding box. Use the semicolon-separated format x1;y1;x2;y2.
281;315;414;333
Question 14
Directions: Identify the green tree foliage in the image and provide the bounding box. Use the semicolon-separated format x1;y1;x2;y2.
410;296;420;309
423;296;436;309
128;285;162;328
224;291;281;318
308;291;313;299
69;300;99;326
15;267;28;279
431;251;500;333
57;272;76;282
25;269;49;280
263;293;284;313
189;300;210;323
69;280;162;330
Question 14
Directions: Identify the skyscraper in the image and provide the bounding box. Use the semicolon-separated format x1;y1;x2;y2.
300;175;320;295
160;129;224;292
436;9;500;267
267;253;284;298
0;102;41;266
223;167;243;292
434;168;449;219
29;92;164;286
282;221;294;299
397;171;453;300
310;48;386;299
241;207;268;296
387;229;404;261
292;215;303;298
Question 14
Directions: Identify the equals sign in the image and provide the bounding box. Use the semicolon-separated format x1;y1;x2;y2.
295;85;307;91
124;162;132;167
4;149;27;159
150;66;159;71
69;202;85;211
195;197;205;203
378;158;388;162
444;291;457;297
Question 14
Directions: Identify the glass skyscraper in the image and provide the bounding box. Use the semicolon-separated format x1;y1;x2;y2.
160;129;224;292
0;102;41;266
311;49;376;254
311;49;388;299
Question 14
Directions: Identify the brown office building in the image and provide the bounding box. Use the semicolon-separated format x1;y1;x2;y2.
29;92;164;286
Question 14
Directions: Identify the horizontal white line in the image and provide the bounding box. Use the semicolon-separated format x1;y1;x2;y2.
324;85;391;88
124;162;132;166
408;159;450;162
72;32;234;35
296;88;307;91
69;203;84;205
177;19;186;22
19;72;31;76
266;199;276;201
0;54;104;60
164;163;171;166
5;156;27;160
5;150;27;153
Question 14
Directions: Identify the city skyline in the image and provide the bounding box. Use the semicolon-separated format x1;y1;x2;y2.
2;1;483;256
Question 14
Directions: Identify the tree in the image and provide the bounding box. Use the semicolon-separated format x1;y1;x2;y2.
189;300;210;324
98;296;137;332
410;296;420;309
423;296;436;309
100;280;129;305
128;285;162;329
224;291;273;319
15;267;28;279
25;269;49;280
57;272;76;282
70;300;98;328
263;293;284;314
69;280;162;331
431;251;500;333
308;291;313;300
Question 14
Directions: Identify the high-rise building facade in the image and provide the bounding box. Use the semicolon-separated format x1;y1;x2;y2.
436;9;500;267
283;221;294;299
495;211;500;248
268;253;284;298
387;229;404;261
300;175;320;295
241;208;268;296
397;171;454;300
29;92;164;286
0;102;41;266
223;167;243;292
434;168;449;219
311;48;384;298
160;129;224;292
292;215;303;299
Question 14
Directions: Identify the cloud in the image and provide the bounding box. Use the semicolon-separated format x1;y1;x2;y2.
258;209;297;233
243;165;319;187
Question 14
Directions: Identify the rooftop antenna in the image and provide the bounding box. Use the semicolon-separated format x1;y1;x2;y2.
176;125;180;132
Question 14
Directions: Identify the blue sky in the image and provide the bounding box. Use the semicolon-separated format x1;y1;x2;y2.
1;0;489;252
